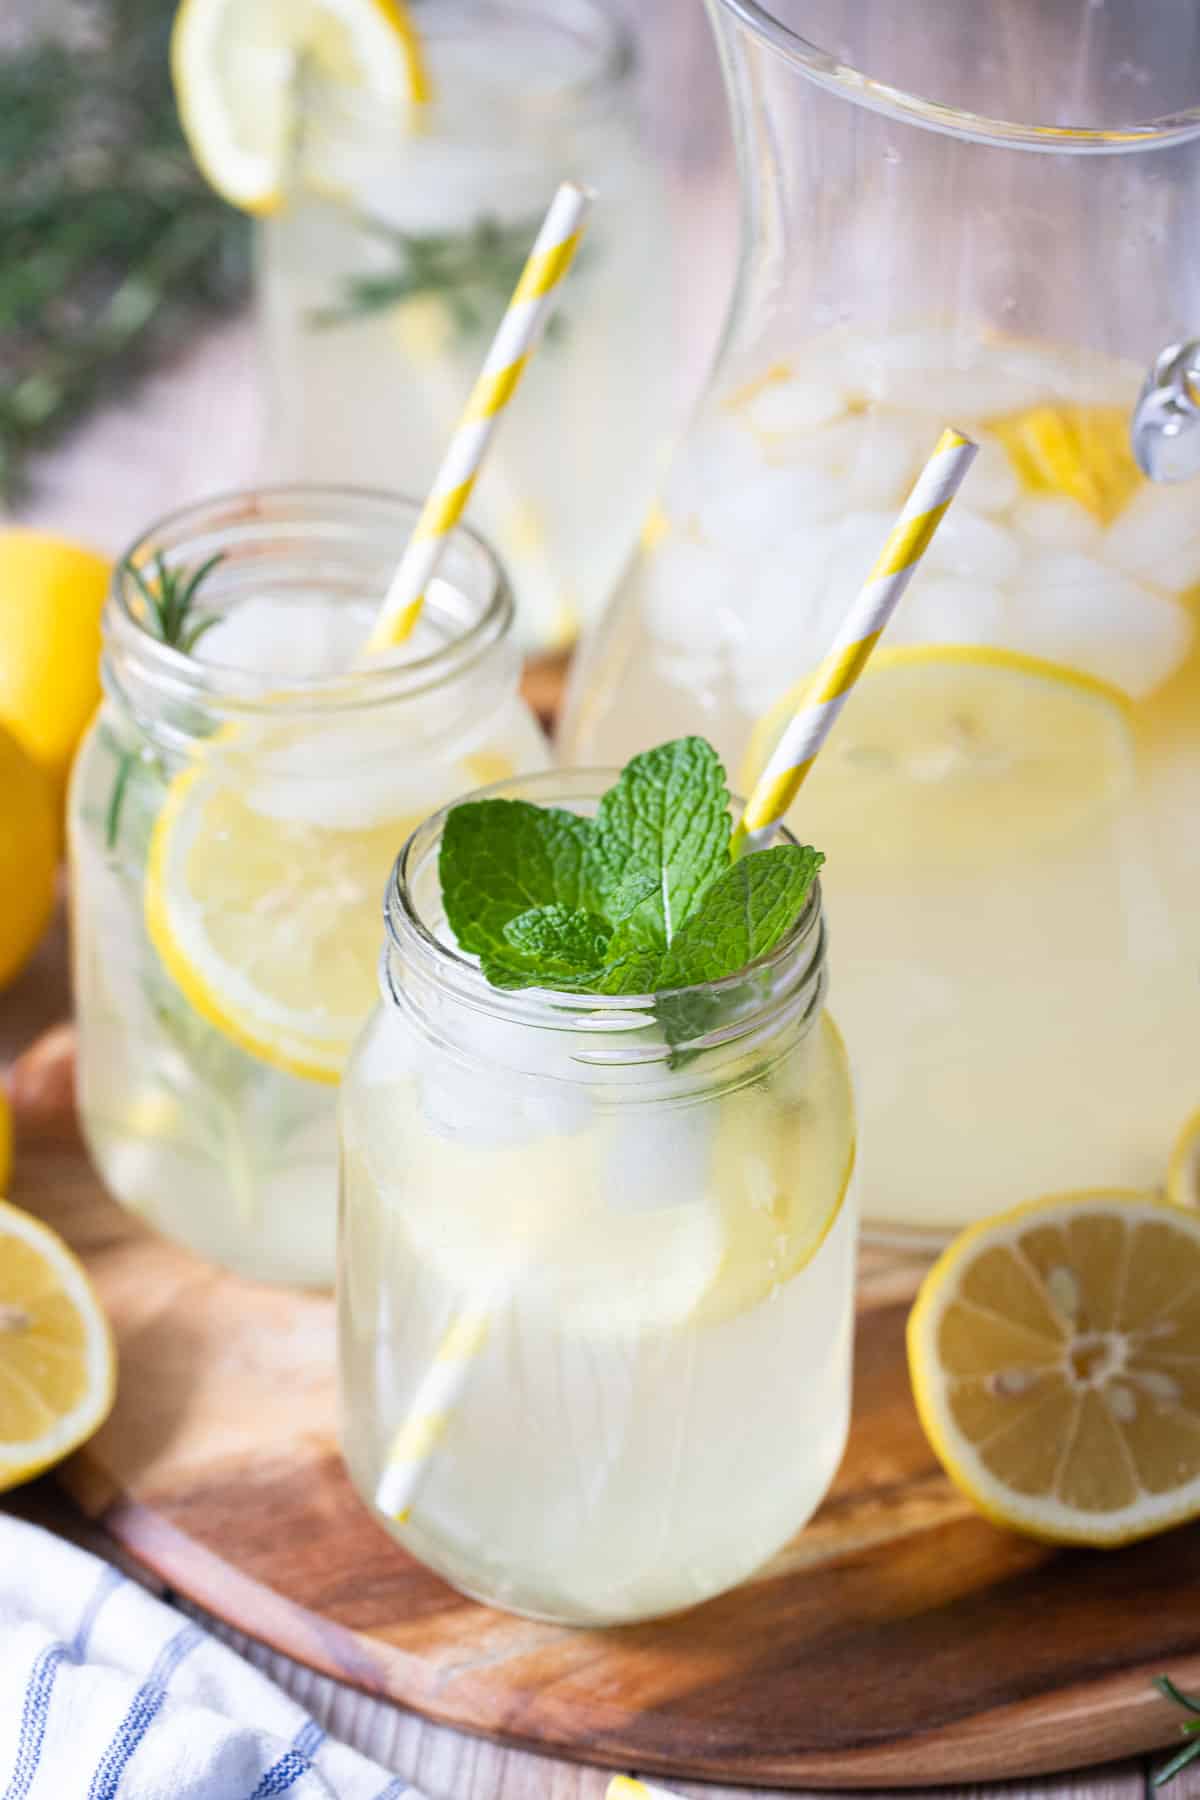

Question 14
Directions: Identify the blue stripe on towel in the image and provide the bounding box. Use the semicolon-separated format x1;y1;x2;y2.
86;1623;203;1800
2;1642;67;1800
291;1720;325;1763
244;1715;328;1798
245;1748;311;1797
73;1567;124;1659
371;1781;413;1800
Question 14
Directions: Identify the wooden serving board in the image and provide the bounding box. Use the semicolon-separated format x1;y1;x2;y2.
9;1025;1200;1791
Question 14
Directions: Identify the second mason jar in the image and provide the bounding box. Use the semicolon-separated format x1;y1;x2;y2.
69;486;549;1288
339;770;857;1625
259;0;678;652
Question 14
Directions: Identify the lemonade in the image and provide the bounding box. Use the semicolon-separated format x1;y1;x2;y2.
69;488;549;1287
564;332;1200;1234
258;0;676;651
338;765;856;1624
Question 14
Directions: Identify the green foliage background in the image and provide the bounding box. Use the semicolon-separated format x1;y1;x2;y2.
0;0;250;501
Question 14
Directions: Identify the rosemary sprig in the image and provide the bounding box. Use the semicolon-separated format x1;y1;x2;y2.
125;550;224;655
308;212;571;343
105;550;223;850
1154;1677;1200;1787
0;1;250;500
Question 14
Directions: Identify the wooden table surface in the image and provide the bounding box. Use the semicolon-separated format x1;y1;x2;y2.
3;8;1199;1778
4;378;1200;1800
1;343;1197;1800
2;909;1191;1800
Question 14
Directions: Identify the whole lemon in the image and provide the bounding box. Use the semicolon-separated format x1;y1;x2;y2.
0;723;57;988
0;530;110;805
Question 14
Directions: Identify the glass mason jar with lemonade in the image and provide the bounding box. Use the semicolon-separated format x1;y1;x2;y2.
564;0;1200;1238
69;487;549;1286
338;758;856;1624
255;0;677;653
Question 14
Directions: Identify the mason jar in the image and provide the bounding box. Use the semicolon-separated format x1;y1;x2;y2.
258;0;678;653
69;486;549;1288
338;769;856;1625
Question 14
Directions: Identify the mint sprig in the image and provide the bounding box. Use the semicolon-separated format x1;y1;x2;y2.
439;738;824;1025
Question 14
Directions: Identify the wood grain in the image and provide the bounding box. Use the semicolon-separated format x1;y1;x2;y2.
7;1026;1200;1791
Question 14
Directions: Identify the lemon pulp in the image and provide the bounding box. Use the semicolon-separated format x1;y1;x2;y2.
908;1190;1200;1545
0;1200;115;1490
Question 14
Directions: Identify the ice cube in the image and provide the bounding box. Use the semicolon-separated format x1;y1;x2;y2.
887;577;1008;647
701;462;841;551
741;524;843;668
842;331;1047;419
843;414;930;509
640;538;742;654
197;595;370;677
961;440;1021;515
666;417;765;518
1011;496;1103;555
1003;553;1193;699
925;508;1024;587
741;375;849;440
600;1104;716;1214
822;511;911;604
1104;482;1200;594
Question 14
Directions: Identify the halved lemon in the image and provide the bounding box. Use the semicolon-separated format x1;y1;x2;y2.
742;646;1135;872
908;1190;1200;1547
171;0;430;213
0;1199;115;1491
1169;1110;1200;1210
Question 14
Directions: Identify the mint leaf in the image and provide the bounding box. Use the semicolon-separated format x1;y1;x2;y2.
589;737;731;952
658;845;824;989
441;799;598;957
505;905;611;968
594;943;664;995
479;906;611;993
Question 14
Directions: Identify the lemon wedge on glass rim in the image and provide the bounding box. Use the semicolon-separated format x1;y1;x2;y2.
908;1189;1200;1547
0;1199;115;1492
171;0;430;213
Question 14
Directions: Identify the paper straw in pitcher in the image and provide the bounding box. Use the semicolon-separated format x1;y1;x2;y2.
363;179;593;655
732;426;978;857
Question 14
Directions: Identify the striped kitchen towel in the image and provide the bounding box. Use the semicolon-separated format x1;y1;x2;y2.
0;1515;419;1799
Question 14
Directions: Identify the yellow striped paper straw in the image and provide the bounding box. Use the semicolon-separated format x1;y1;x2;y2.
608;1779;686;1800
374;1301;494;1521
731;426;978;856
364;179;593;653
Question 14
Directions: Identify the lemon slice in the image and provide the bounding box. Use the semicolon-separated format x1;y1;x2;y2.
908;1190;1200;1547
145;754;428;1084
171;0;429;213
990;405;1141;524
699;1013;856;1322
743;646;1135;872
0;1199;115;1491
1169;1109;1200;1210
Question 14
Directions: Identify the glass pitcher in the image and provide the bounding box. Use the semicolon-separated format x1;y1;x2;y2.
562;0;1200;1239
